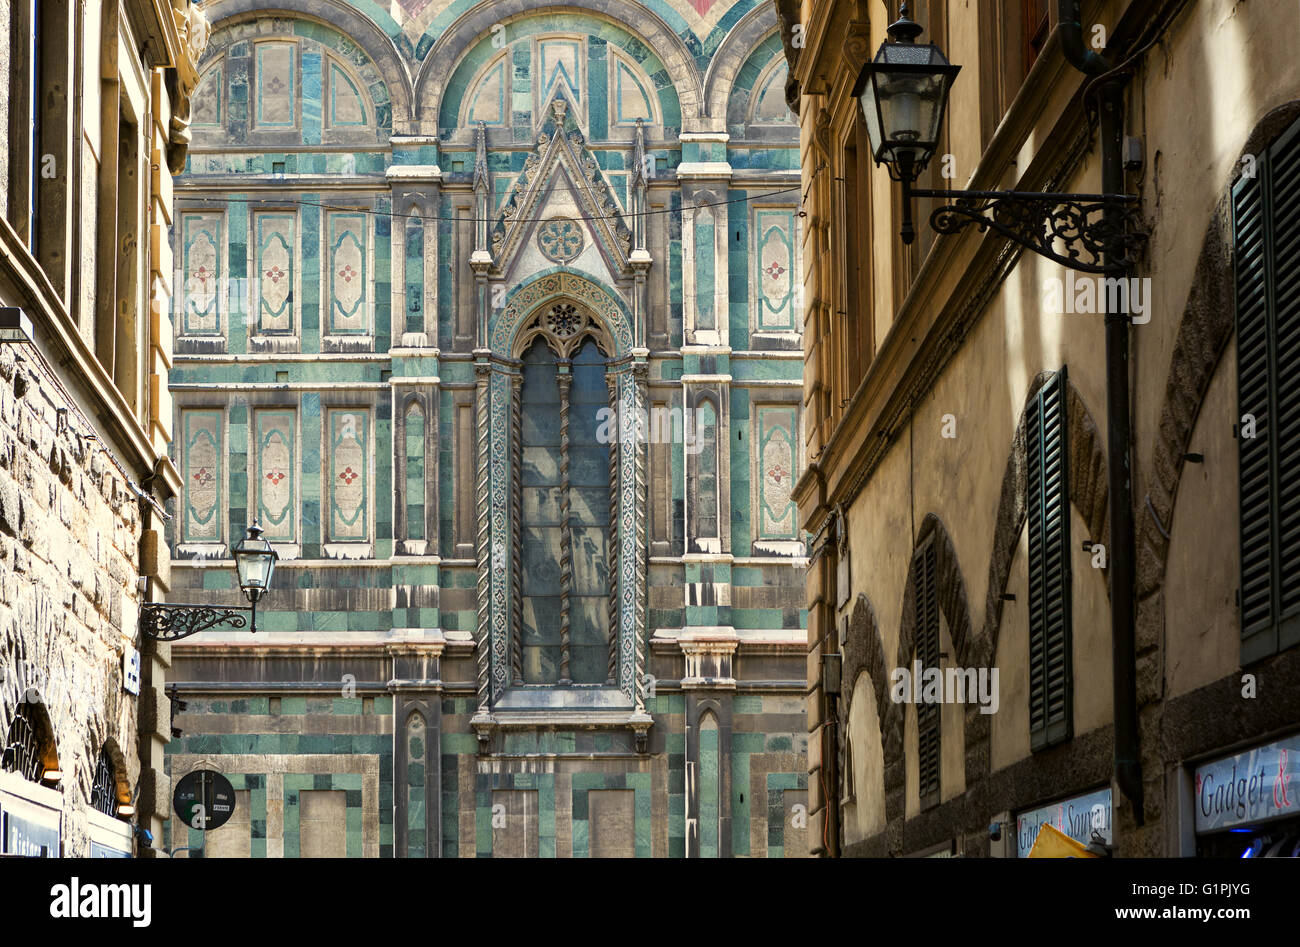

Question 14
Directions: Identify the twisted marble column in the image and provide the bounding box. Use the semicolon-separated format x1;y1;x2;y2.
557;366;573;684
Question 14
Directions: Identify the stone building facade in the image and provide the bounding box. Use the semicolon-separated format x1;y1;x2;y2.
164;0;809;857
0;0;205;856
788;0;1300;856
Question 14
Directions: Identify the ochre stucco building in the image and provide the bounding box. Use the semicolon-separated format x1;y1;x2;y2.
788;0;1300;856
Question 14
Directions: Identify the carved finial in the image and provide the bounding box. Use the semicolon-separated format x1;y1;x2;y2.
473;121;489;195
631;117;648;188
551;97;568;124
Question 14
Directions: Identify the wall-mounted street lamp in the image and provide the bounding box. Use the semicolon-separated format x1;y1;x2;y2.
140;523;278;641
853;3;1144;273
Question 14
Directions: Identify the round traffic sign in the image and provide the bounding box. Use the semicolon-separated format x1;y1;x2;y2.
172;769;237;831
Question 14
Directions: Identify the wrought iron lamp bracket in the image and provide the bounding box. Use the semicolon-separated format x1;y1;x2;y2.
908;186;1146;275
140;602;254;641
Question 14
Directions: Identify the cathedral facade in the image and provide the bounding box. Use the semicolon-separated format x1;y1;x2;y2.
163;0;807;857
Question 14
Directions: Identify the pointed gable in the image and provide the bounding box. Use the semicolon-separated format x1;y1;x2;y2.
488;96;635;278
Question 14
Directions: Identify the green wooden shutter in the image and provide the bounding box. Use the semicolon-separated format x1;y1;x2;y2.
1235;114;1300;663
1270;119;1300;652
914;537;941;808
1027;368;1072;752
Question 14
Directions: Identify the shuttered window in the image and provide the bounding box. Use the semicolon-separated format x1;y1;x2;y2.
1027;368;1072;752
1234;114;1300;663
913;536;941;809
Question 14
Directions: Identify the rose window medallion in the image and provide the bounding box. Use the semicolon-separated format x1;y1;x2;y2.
546;303;582;338
537;217;584;263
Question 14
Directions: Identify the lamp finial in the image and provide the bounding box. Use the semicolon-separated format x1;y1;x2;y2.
889;2;925;43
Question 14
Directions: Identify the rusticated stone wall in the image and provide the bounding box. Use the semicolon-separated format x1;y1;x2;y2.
0;345;145;856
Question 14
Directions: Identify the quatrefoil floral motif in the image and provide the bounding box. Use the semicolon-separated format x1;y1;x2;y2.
537;217;584;263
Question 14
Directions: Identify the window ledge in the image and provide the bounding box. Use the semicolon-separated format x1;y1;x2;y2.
323;542;373;560
752;539;805;557
471;703;654;753
248;334;300;354
176;543;229;560
491;686;635;713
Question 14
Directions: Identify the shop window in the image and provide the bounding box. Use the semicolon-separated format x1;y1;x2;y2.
912;535;941;810
1027;368;1072;751
1234;113;1300;663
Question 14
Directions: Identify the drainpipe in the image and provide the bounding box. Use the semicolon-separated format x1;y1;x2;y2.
1056;0;1144;828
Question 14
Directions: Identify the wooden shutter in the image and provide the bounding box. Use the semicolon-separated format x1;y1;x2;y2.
1274;118;1300;649
1236;114;1300;662
1027;369;1072;752
913;537;941;808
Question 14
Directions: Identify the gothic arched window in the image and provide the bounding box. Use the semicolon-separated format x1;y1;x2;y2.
516;310;615;686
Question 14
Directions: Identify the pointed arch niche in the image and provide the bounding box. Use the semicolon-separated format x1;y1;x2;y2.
474;273;650;729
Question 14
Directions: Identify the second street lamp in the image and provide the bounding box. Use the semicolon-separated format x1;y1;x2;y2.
140;522;279;641
854;5;960;189
231;522;277;610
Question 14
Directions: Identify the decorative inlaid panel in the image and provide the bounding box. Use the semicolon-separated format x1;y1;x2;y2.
756;405;798;538
180;213;222;336
754;209;798;332
695;399;719;538
182;411;223;543
328;410;369;541
465;55;506;126
327;213;369;336
405;402;425;541
405;712;427;858
329;62;367;126
694;207;716;330
612;54;655;125
405;217;424;335
255;42;296;127
537;39;582;115
254;213;296;335
752;62;794;124
192;67;221;126
255;410;296;543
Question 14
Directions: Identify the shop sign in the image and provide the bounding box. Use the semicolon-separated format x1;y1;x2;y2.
0;794;61;857
1194;733;1300;833
89;840;132;858
123;645;141;696
1016;787;1112;858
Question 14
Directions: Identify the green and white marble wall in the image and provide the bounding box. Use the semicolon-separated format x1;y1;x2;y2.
165;0;806;858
